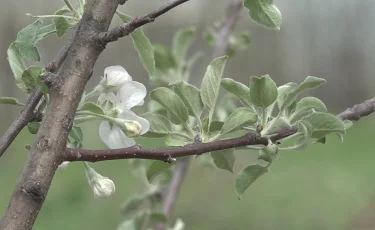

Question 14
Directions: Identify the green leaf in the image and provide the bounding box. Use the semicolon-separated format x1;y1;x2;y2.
249;74;278;108
121;195;146;216
295;97;327;113
264;117;291;134
290;97;327;123
291;120;313;150
244;0;282;30
171;81;203;118
35;24;57;43
235;164;268;199
302;112;345;139
14;42;40;61
146;161;173;183
343;120;353;130
220;107;258;135
69;126;83;144
172;27;196;62
231;31;251;51
153;44;177;72
140;113;173;138
0;97;23;106
117;12;155;77
276;82;297;109
149;87;189;124
221;78;252;107
200;56;228;127
21;66;43;93
27;122;40;134
35;75;49;95
149;212;168;224
76;0;86;16
16;20;42;44
281;76;325;111
210;148;236;173
202;118;224;134
53;8;76;37
7;43;26;92
81;102;104;115
165;134;186;147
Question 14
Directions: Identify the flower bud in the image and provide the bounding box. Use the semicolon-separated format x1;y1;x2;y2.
116;119;142;137
84;162;115;199
258;140;278;163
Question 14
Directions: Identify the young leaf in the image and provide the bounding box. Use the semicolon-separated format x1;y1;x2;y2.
210;148;236;173
200;56;228;127
21;66;43;93
140;113;173;138
276;82;297;109
235;164;268;199
202;118;224;134
35;24;57;43
171;81;203;119
172;27;196;62
264;117;291;135
280;76;325;111
7;43;26;92
153;44;177;72
53;8;76;37
146;161;173;183
117;12;155;78
296;96;327;111
221;78;252;107
81;102;104;115
27;122;41;134
249;74;278;108
149;212;168;224
165;134;186;147
16;20;42;44
14;42;40;62
220;107;257;135
244;0;282;30
149;87;189;124
290;97;327;123
302;112;345;139
0;97;24;106
69;126;83;144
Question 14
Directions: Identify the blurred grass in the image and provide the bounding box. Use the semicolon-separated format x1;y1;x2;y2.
1;117;375;230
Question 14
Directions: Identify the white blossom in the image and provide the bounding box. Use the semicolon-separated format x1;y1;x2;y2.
98;66;149;149
94;66;132;93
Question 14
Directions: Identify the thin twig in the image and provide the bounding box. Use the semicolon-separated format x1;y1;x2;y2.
337;97;375;121
0;88;42;157
66;94;375;162
162;157;191;216
66;129;292;162
98;0;190;44
213;0;244;58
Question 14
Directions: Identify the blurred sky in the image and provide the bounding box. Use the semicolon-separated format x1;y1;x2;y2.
1;1;375;230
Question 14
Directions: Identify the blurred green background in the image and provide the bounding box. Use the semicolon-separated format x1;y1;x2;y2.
1;0;375;229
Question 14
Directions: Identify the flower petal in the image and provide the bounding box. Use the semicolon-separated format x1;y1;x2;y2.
119;110;150;135
118;81;147;109
99;121;136;148
104;65;132;83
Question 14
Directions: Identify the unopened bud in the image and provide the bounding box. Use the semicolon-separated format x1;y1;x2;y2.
117;119;142;137
84;162;115;199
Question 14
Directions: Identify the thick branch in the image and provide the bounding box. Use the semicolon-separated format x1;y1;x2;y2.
0;0;120;229
98;0;189;44
0;88;42;157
